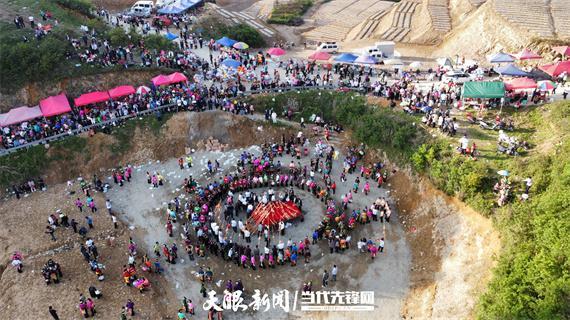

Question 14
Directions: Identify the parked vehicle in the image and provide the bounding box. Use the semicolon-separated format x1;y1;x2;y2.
441;71;475;84
130;1;155;17
317;42;339;53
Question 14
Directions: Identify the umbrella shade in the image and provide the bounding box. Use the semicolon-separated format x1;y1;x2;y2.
488;52;515;63
334;53;358;63
164;32;178;41
249;201;301;227
552;46;570;57
108;85;136;99
385;58;403;65
496;63;528;77
222;59;242;68
0;106;43;126
233;42;249;50
267;47;286;56
74;91;110;107
152;74;172;86
409;61;422;68
168;72;188;84
308;51;331;61
354;55;376;64
537;80;557;91
516;48;541;60
504;77;537;90
136;86;151;95
539;61;570;77
497;170;509;176
437;57;453;67
216;36;237;47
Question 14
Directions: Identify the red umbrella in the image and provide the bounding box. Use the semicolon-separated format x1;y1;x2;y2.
308;51;331;61
552;46;570;57
267;47;286;56
516;48;541;60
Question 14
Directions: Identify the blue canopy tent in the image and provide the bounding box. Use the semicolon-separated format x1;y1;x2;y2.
216;36;237;47
222;59;241;68
488;52;515;63
164;32;178;41
334;53;358;63
157;0;202;14
496;63;528;77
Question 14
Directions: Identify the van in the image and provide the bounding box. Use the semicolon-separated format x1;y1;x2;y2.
362;47;380;55
316;42;339;53
130;1;154;17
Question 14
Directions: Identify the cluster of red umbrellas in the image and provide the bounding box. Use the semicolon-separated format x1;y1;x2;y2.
249;201;301;227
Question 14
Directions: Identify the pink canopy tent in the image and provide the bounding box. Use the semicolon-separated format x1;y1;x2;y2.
152;74;172;86
308;51;331;61
267;47;286;56
552;46;570;57
168;72;188;84
516;48;541;60
504;77;537;90
74;91;110;107
539;61;570;77
108;85;136;99
40;94;71;117
0;106;43;126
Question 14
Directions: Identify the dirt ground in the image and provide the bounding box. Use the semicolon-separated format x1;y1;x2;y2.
0;111;500;319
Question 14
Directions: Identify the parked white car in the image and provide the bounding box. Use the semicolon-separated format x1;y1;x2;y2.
441;71;475;84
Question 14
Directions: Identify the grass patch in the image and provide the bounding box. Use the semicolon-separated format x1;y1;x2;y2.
267;0;313;26
109;113;173;154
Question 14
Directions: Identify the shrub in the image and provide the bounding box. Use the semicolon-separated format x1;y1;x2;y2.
53;0;95;18
194;17;266;48
0;34;70;92
268;0;313;26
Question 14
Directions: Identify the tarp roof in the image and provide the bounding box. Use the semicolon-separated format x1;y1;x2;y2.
354;55;376;64
516;48;541;60
462;81;505;99
552;46;570;57
504;77;537;90
334;53;358;63
157;0;202;14
539;61;570;77
488;52;515;63
74;91;110;107
496;63;529;77
308;51;331;61
216;36;237;47
168;72;188;84
39;94;72;117
108;85;136;99
152;74;172;86
0;106;43;126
